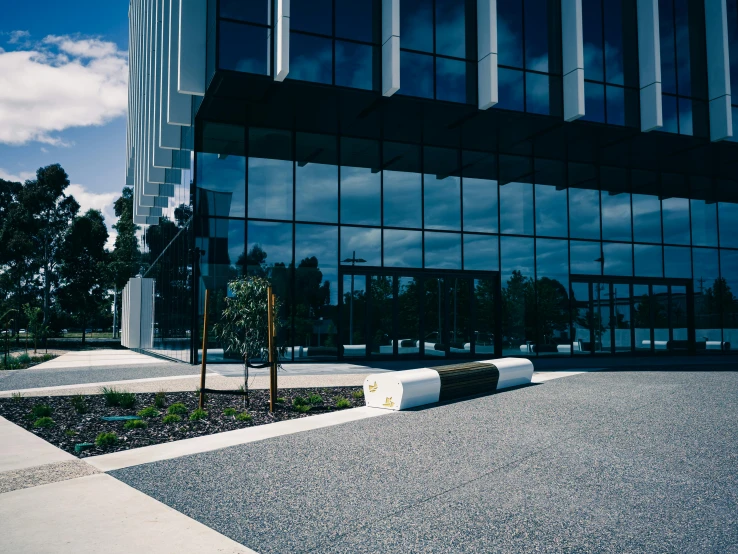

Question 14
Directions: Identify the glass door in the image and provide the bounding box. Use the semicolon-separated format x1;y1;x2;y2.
571;282;592;355
396;276;421;356
593;282;612;354
612;283;632;353
369;275;394;356
424;277;447;357
473;278;497;356
448;277;472;357
341;274;367;358
669;285;689;351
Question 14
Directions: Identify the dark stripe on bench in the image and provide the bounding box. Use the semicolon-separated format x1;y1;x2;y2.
435;362;500;402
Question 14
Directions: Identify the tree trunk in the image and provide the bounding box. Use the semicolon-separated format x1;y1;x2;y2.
43;240;50;351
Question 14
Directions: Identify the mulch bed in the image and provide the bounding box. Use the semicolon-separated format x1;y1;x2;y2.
0;387;364;458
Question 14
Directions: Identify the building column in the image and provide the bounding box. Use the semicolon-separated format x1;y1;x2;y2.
562;0;584;121
168;0;192;125
275;0;290;81
637;0;663;132
705;0;733;141
178;0;206;95
382;0;400;96
477;0;498;110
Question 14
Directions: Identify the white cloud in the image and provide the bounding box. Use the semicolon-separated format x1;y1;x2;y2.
7;30;30;45
0;167;35;182
67;184;120;250
0;33;127;146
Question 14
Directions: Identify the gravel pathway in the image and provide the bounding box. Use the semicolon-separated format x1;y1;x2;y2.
0;459;99;494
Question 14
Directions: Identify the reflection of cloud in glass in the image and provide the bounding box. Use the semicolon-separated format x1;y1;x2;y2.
463;234;499;270
424;232;461;269
570;240;601;275
335;41;374;91
340;167;380;225
296;224;339;304
434;0;465;58
500;182;533;235
424;175;460;230
400;0;433;52
497;1;523;68
634;244;663;277
197;153;245;217
384;170;422;228
525;72;550;115
691;248;718;288
536;239;568;279
601;193;631;241
500;236;534;283
690;200;718;247
289;34;332;84
664;246;692;279
534;184;567;238
662;197;690;245
718;202;738;248
632;194;662;243
435;58;466;104
248;158;292;220
463;178;498;233
569;188;601;239
296;163;338;223
247;221;293;267
383;229;422;268
399;51;433;99
340;227;381;266
603;242;632;276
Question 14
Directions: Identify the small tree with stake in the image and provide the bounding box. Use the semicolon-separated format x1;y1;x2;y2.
213;276;281;407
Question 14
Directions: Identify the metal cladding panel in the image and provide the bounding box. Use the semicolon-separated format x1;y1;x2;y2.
477;0;498;109
178;0;207;95
159;0;183;148
275;0;290;81
637;0;663;131
168;0;193;125
382;0;399;96
562;0;584;121
704;0;733;141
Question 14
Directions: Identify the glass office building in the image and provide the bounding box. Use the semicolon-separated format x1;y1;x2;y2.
127;0;738;363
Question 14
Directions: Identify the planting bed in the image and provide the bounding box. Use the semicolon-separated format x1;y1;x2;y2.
0;387;364;458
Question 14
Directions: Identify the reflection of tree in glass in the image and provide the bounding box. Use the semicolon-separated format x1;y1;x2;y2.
535;277;569;344
699;277;737;329
370;276;393;349
633;294;667;328
397;278;420;343
501;270;534;345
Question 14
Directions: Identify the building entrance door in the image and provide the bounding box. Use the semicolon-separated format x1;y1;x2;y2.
571;277;695;355
338;268;500;360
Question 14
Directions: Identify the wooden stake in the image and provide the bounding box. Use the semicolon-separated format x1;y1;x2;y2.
198;289;209;409
267;286;274;412
270;292;278;411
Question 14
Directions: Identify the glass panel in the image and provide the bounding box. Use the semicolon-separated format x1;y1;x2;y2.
634;244;663;277
424;232;461;269
670;285;689;349
383;143;422;228
340;227;381;267
603;242;632;276
612;283;632;352
397;276;421;355
220;0;269;25
535;183;568;238
449;278;472;356
500;236;535;356
196;152;246;218
536;239;570;355
659;0;677;94
497;0;524;68
524;0;550;72
603;0;625;84
342;274;366;357
606;85;626;126
690;199;718;247
295;133;338;223
662;94;679;133
340;138;380;225
499;181;534;235
674;0;692;96
593;282;611;354
571;282;591;355
583;82;606;123
400;0;433;52
525;72;552;115
661;197;690;245
633;284;652;351
424;147;461;230
370;275;394;356
632;194;662;243
219;21;270;75
291;0;332;35
399;51;434;99
335;0;378;43
569;187;601;240
463;178;499;233
664;246;691;278
294;224;339;359
424;277;446;357
474;279;497;356
570;240;602;275
720;250;738;348
497;68;525;111
652;284;670;348
718;201;738;248
289;33;332;84
335;41;376;91
678;98;693;136
248;158;293;221
463;234;499;271
601;191;632;241
435;0;466;58
582;0;604;81
383;229;422;267
436;57;468;104
692;248;721;345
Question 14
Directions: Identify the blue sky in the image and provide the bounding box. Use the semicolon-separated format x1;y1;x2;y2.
0;1;131;243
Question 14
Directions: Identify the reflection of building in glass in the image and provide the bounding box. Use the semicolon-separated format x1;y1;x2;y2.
126;0;738;363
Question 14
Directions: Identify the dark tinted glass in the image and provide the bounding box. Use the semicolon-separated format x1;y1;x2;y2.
383;229;422;267
525;72;552;115
399;51;434;98
289;34;332;84
335;0;377;43
497;68;525;111
661;197;690;244
435;0;465;58
690;199;717;247
335;41;376;90
535;184;568;238
220;0;269;25
497;0;524;68
248;158;293;220
718;201;738;248
219;21;270;75
340;137;381;225
246;221;293;272
678;98;693;135
500;236;535;349
634;244;663;277
674;0;691;96
583;82;605;123
340;226;381;267
606;85;625;125
383;143;422;228
569;187;601;240
436;58;468;103
401;0;433;52
582;0;604;81
659;0;677;94
500;181;533;235
463;234;499;270
603;0;625;84
662;94;679;133
601;191;631;241
424;147;461;231
720;250;738;344
664;246;691;278
570;241;602;274
632;194;662;243
295;133;338;223
424;232;461;269
463;178;498;233
603;242;632;276
196;152;245;217
524;0;550;72
291;0;332;35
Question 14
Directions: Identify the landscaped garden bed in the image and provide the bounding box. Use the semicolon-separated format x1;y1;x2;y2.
0;387;365;458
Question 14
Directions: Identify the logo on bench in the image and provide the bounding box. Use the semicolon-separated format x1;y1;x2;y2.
382;397;394;408
368;381;378;393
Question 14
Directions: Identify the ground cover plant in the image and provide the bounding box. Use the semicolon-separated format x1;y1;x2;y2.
0;387;364;457
0;353;57;371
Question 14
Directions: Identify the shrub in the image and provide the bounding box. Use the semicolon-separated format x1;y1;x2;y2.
31;404;52;418
335;397;351;409
136;406;160;418
11;392;23;401
124;419;147;430
308;393;323;405
64;429;77;437
154;391;166;408
189;408;208;421
162;414;182;424
34;417;54;428
294;404;311;413
101;387;122;407
352;389;364;399
16;353;31;365
236;411;252;422
70;394;88;414
223;407;238;416
167;402;187;415
119;392;136;409
292;396;308;408
95;432;118;447
276;397;285;404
